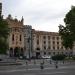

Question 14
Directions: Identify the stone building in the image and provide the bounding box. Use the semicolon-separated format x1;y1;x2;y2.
23;25;32;58
32;29;73;58
5;15;33;58
6;15;25;57
5;17;73;58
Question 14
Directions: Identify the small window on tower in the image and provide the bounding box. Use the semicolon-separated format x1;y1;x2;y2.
12;34;14;41
37;40;39;45
20;35;22;41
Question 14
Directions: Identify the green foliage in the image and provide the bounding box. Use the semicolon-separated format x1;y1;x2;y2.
72;56;75;60
0;17;9;54
52;54;66;61
0;18;9;38
59;6;75;49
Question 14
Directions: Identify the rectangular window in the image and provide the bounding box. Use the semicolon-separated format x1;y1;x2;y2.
57;37;59;40
44;46;46;49
48;41;50;44
48;52;51;55
53;52;55;55
44;41;46;44
48;46;50;49
53;46;55;50
43;36;46;39
57;46;59;49
57;42;59;45
61;46;63;49
44;52;46;55
48;36;50;40
37;40;39;45
53;41;55;44
12;34;14;41
52;36;55;40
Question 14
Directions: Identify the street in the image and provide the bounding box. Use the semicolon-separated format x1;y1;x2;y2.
0;59;75;75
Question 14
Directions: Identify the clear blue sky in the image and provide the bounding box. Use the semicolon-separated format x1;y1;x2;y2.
2;0;75;32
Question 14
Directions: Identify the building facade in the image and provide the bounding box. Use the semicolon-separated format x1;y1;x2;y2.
23;25;32;58
32;30;69;58
6;18;73;58
0;2;73;58
5;15;33;58
6;15;25;57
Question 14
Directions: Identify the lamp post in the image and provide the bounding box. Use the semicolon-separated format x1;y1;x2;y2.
28;36;31;60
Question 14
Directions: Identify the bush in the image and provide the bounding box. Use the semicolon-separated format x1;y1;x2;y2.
72;56;75;60
52;54;66;61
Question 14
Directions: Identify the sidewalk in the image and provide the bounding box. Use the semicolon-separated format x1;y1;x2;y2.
0;59;22;66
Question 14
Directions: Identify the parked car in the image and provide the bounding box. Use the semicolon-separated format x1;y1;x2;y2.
42;55;51;59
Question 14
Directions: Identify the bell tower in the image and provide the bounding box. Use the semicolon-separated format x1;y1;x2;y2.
0;3;2;16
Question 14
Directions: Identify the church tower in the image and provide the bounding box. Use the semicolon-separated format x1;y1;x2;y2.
0;3;2;16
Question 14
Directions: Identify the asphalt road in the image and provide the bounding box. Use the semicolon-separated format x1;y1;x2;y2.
0;60;75;75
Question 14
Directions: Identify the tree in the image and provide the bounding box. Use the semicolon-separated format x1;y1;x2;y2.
0;16;9;54
59;6;75;50
52;54;66;61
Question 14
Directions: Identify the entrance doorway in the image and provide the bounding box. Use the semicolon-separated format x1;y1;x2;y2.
9;48;13;57
14;47;19;57
36;52;40;58
20;48;24;56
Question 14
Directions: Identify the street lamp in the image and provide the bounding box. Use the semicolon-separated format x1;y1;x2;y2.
28;36;31;60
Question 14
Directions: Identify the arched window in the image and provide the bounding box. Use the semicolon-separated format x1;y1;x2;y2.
37;40;39;45
10;48;13;57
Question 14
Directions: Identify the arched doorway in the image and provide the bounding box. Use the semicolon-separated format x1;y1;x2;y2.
36;52;40;58
14;47;19;57
20;48;24;56
9;48;13;57
36;47;40;58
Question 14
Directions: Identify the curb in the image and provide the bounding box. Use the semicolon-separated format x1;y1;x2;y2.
0;62;22;66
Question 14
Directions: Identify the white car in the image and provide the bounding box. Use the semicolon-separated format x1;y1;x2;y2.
42;55;51;59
